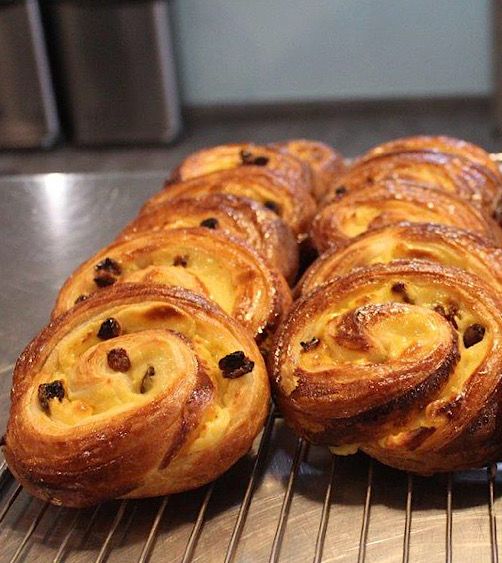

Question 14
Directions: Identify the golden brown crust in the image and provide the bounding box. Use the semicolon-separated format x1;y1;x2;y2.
323;150;501;212
172;142;313;194
271;261;502;473
358;135;502;178
148;167;316;242
272;138;346;201
4;285;270;506
299;223;502;297
311;181;500;253
118;193;299;284
53;228;292;343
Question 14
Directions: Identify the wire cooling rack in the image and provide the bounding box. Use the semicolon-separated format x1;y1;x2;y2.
0;409;500;563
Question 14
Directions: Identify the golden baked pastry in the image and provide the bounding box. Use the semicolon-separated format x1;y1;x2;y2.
271;261;502;473
171;142;313;194
311;181;499;253
357;134;502;178
53;228;292;344
299;223;502;296
272;138;346;201
119;193;299;284
4;284;269;507
147;167;316;242
324;150;501;212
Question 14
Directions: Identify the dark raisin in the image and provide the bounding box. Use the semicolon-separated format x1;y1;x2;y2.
264;200;281;214
493;198;502;227
300;337;320;352
140;366;155;393
107;348;131;372
200;217;219;229
218;351;254;379
95;257;121;276
94;272;117;288
97;318;121;340
463;324;486;348
75;294;88;304
240;149;269;166
38;380;65;413
391;282;413;304
173;255;188;267
335;186;347;196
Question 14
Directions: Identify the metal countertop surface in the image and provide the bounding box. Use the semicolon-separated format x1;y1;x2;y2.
0;172;500;563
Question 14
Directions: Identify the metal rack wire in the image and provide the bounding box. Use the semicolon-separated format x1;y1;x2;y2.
0;411;499;563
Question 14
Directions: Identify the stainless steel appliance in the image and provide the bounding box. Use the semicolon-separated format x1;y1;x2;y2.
45;0;181;145
0;0;60;149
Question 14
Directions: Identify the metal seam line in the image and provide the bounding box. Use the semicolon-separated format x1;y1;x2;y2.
269;438;309;563
489;464;499;563
94;500;129;563
313;454;336;563
357;460;374;563
181;482;215;563
402;474;413;563
9;500;50;563
446;473;453;563
224;409;276;563
137;496;169;563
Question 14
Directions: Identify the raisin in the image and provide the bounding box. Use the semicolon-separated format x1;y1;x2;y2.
300;337;320;352
218;351;254;379
463;324;485;348
433;304;459;330
391;282;413;304
107;348;131;372
264;200;281;214
38;380;65;413
335;186;347;197
97;318;121;340
94;272;117;288
95;257;121;276
200;217;219;229
240;149;269;166
493;198;502;227
75;294;88;304
140;366;155;393
173;255;188;267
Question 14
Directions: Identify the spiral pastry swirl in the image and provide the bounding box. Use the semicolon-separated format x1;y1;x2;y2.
171;142;313;194
272;138;346;201
119;193;298;284
53;228;292;343
324;150;501;212
311;181;499;253
4;285;269;506
148;167;316;242
272;261;502;473
357;135;502;178
299;223;502;297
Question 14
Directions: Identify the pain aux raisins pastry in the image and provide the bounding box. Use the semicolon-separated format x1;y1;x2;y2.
171;142;314;195
357;135;502;179
324;149;501;213
4;285;269;507
311;181;499;253
271;138;346;201
53;228;292;344
119;193;299;284
298;223;502;297
271;261;502;474
148;167;316;243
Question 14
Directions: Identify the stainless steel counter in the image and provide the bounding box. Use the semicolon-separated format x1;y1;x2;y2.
0;172;500;562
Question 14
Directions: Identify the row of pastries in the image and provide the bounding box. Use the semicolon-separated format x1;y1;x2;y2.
3;135;502;506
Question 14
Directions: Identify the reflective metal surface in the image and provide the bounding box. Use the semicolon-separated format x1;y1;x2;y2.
0;172;501;562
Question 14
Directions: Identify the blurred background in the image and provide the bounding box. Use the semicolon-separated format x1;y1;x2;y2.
0;0;499;173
